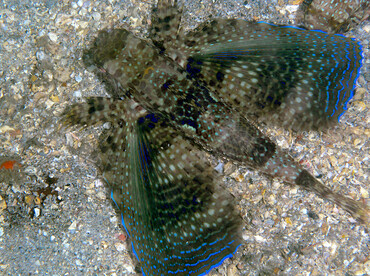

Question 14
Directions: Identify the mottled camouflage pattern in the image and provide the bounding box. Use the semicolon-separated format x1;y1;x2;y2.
63;0;369;275
64;97;243;275
297;0;370;33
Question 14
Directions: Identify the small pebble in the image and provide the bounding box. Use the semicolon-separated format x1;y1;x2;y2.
73;90;82;97
360;187;369;198
103;122;111;129
0;197;7;212
115;242;125;252
68;221;77;232
254;235;267;243
48;32;58;43
11;185;22;194
117;233;127;241
50;95;59;102
54;68;71;82
34;208;41;217
285;5;299;13
214;162;224;173
92;12;101;21
101;241;109;249
43;70;54;82
96;191;106;200
75;75;82;82
36;50;46;61
94;179;105;187
267;194;276;205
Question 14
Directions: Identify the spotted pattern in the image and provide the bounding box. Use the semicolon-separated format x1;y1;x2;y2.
150;0;182;52
64;98;243;275
297;0;370;34
173;19;362;130
63;0;369;275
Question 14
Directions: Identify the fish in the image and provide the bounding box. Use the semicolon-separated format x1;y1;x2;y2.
63;0;369;275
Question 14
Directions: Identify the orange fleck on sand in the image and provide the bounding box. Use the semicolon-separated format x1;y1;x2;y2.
0;160;20;170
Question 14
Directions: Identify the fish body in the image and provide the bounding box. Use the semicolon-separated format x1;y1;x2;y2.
63;0;368;275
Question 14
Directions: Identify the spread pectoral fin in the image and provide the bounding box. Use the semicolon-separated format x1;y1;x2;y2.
110;112;243;276
64;97;243;276
172;19;362;130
